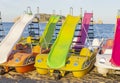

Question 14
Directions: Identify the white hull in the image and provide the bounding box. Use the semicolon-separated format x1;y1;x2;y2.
95;49;120;75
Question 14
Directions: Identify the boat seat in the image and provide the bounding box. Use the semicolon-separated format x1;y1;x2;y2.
105;39;113;49
101;39;113;54
80;48;91;58
92;39;100;47
104;49;112;55
92;38;104;48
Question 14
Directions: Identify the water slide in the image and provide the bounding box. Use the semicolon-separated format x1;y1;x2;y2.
110;17;120;66
47;15;80;68
40;15;60;49
74;13;93;50
0;14;35;64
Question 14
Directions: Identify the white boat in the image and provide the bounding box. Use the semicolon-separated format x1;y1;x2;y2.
95;16;120;76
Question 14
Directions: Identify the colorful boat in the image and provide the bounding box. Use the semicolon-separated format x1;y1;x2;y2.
95;16;120;76
35;13;99;79
0;14;60;74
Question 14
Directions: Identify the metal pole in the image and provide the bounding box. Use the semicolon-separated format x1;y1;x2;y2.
0;12;1;18
69;7;73;15
80;8;82;17
59;10;62;16
80;8;82;23
37;7;39;14
27;6;32;15
118;9;120;16
53;10;56;15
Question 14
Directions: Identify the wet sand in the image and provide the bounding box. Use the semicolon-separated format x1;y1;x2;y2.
0;67;120;83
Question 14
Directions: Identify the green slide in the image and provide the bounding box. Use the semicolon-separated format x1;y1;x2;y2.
40;15;60;48
47;15;80;68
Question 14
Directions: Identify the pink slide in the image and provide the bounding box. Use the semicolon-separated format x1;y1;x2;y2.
73;13;93;50
110;17;120;66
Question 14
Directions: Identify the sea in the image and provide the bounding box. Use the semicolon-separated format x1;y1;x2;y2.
1;22;115;40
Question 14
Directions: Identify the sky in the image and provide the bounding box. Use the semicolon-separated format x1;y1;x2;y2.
0;0;120;24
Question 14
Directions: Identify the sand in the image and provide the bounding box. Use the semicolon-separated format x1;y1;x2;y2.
0;67;120;83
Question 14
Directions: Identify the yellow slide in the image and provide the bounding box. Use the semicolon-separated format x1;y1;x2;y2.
47;15;80;69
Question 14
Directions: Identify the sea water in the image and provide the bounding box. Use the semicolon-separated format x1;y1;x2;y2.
1;22;115;39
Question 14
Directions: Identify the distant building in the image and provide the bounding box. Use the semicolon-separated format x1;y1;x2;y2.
97;18;103;24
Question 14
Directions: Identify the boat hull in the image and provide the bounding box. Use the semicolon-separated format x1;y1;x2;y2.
15;63;35;73
35;48;96;78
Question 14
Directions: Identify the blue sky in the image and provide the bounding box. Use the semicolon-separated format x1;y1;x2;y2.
0;0;120;23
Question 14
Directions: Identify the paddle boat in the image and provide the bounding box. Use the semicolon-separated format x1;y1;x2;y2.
35;12;102;79
95;16;120;76
0;14;60;74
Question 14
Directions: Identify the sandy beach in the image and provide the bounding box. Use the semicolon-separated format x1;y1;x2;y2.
0;67;120;83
